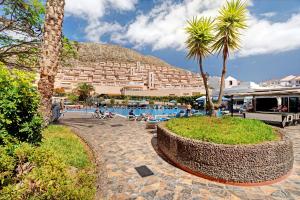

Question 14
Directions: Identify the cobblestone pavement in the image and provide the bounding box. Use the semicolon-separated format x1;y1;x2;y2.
61;112;300;200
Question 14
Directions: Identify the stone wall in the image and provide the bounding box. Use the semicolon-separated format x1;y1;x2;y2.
157;123;294;184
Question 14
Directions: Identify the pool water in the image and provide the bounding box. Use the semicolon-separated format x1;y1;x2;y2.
65;107;188;117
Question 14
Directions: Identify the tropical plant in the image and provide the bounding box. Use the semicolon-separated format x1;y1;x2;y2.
185;17;215;111
76;83;95;102
53;87;66;97
38;0;65;124
0;0;45;69
67;93;79;104
185;0;247;113
110;98;115;106
212;0;247;106
0;63;43;144
0;0;77;70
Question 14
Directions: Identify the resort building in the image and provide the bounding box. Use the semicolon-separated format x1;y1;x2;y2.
260;75;300;88
53;43;205;96
225;76;240;88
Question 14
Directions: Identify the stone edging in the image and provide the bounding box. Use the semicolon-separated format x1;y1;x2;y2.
157;123;294;185
61;124;108;200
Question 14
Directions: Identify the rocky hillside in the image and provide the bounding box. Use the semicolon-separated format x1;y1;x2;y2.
75;43;186;71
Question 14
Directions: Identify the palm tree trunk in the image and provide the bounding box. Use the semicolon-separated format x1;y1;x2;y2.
38;0;65;125
198;57;214;113
216;45;228;107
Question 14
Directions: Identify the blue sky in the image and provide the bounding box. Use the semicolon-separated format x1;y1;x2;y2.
63;0;300;82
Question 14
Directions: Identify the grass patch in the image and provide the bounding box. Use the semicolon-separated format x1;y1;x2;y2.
42;125;92;169
166;116;279;145
0;125;96;200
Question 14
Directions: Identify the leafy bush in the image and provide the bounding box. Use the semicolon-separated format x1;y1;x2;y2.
0;64;43;144
0;125;96;200
166;116;279;145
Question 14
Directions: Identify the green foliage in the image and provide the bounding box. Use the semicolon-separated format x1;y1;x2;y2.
0;0;45;69
0;1;78;69
42;126;91;169
166;116;278;145
0;125;96;200
212;0;248;55
101;94;203;105
67;93;79;104
110;98;115;105
185;17;215;60
149;100;155;105
76;83;94;102
60;37;79;67
0;64;43;144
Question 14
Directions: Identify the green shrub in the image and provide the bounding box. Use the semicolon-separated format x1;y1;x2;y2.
0;125;96;200
0;64;43;144
166;116;279;145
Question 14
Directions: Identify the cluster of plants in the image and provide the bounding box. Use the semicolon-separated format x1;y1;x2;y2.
97;94;204;105
0;126;95;200
0;64;43;144
166;116;278;145
185;0;248;112
0;64;95;199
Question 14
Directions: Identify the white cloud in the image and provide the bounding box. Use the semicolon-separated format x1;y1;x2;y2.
65;0;300;58
65;0;137;41
239;13;300;57
111;0;224;50
110;0;300;58
260;12;276;18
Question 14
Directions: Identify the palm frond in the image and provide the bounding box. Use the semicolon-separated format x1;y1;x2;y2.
212;0;248;55
185;17;215;60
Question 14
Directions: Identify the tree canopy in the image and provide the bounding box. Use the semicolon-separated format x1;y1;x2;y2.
0;0;78;70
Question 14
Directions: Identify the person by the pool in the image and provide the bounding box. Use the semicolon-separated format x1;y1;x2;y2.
186;104;192;116
129;109;134;116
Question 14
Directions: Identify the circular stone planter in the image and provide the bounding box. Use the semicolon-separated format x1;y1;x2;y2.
157;123;294;185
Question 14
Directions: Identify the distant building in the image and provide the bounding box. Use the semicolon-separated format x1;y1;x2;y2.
224;81;266;96
225;76;239;88
43;43;208;97
280;75;296;87
260;75;300;88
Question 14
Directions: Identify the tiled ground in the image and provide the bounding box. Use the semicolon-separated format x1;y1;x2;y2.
61;112;300;200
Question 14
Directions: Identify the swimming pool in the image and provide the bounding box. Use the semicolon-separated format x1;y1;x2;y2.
65;107;188;117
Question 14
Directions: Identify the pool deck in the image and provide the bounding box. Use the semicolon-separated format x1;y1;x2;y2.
61;112;300;200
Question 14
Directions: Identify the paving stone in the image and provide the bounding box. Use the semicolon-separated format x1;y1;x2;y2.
61;113;300;200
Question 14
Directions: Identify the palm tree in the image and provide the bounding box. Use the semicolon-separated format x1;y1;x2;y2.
76;83;95;102
185;17;215;112
38;0;65;124
213;0;247;106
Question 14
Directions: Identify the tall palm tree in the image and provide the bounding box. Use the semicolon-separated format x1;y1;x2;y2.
38;0;65;124
213;0;247;106
185;17;215;111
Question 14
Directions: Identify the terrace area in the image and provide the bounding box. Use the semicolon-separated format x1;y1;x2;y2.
61;113;300;200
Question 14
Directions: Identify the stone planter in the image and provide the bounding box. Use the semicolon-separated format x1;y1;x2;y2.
157;123;294;185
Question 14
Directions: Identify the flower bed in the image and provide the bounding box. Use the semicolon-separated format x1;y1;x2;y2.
157;123;293;185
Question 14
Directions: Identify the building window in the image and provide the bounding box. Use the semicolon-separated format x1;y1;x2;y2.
229;80;233;85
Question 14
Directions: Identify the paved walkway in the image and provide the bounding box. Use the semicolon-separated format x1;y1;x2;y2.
61;112;300;200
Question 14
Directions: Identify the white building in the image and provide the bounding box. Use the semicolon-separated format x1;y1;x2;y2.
224;81;266;96
261;75;300;88
225;76;239;88
280;75;296;87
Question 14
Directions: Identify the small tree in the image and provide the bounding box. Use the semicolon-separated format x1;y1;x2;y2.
185;17;215;112
186;0;247;114
110;98;115;106
213;0;247;107
0;64;43;144
67;93;79;105
53;87;66;97
76;83;94;102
